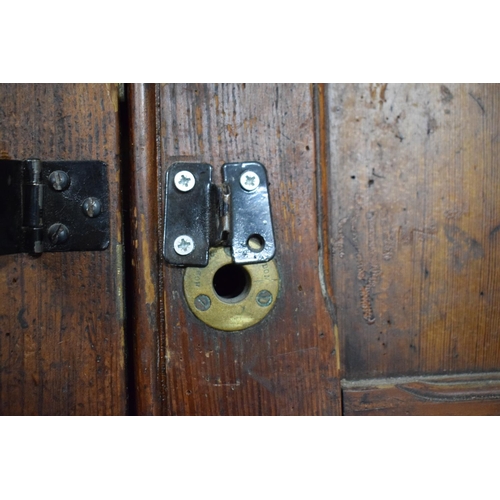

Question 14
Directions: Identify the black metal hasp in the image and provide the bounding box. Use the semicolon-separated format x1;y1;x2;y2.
163;161;275;267
0;158;110;256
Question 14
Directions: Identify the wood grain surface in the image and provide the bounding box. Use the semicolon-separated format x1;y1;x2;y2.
159;84;341;415
343;372;500;415
0;84;126;415
126;84;163;415
325;84;500;380
11;83;492;415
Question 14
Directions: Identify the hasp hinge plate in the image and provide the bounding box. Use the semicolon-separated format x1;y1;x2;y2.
163;161;275;266
0;158;110;256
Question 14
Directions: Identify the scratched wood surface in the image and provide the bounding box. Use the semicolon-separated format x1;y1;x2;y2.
159;84;340;415
126;84;163;415
325;84;500;381
0;84;126;415
342;372;500;415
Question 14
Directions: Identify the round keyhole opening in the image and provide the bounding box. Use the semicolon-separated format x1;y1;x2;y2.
213;264;251;303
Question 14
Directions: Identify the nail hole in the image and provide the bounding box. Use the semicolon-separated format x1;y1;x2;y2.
213;264;251;303
247;234;265;252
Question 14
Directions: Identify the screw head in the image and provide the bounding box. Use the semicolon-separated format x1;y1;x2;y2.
174;170;195;192
82;197;102;218
48;170;70;191
194;294;211;311
256;289;273;307
240;170;260;191
174;235;195;255
47;223;69;245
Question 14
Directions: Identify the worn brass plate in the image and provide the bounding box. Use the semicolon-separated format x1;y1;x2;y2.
184;247;279;331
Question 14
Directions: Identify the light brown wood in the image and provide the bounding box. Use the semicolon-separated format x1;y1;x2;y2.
325;84;500;380
0;84;126;415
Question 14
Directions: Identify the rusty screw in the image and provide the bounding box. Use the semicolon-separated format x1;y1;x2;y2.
48;170;70;191
82;197;102;218
256;289;273;307
48;223;69;245
194;294;211;311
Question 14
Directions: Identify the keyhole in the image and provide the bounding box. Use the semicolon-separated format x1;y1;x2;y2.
213;264;251;303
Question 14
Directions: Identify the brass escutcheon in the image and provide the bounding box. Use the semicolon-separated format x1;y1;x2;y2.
184;247;279;331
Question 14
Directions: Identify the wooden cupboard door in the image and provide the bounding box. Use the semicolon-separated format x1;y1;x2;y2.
322;84;500;415
11;84;493;415
0;84;126;415
128;84;341;415
128;83;500;416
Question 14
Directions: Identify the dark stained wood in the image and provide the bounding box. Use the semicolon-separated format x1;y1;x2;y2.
127;84;163;415
0;84;126;415
159;84;341;415
343;373;500;415
325;84;500;380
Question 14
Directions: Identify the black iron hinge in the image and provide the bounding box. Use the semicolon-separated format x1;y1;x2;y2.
163;161;275;267
0;158;110;256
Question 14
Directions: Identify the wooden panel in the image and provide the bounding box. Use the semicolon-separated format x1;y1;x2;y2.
159;84;340;415
343;373;500;415
0;84;126;415
126;84;163;415
326;84;500;379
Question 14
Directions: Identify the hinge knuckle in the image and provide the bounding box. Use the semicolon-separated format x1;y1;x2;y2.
22;159;44;253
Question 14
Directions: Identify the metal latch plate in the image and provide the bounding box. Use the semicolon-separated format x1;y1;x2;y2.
163;161;275;266
223;162;275;264
162;162;214;267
